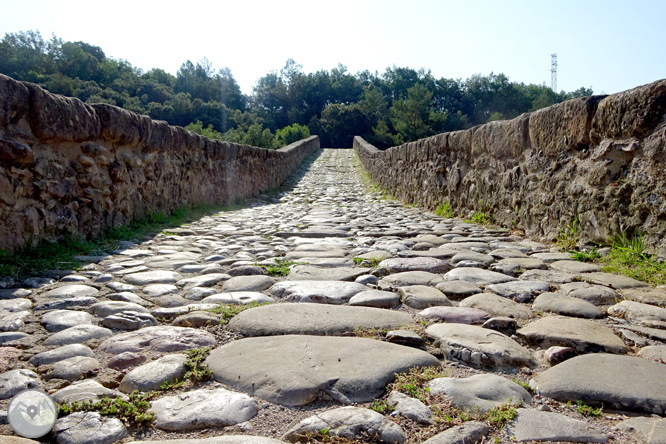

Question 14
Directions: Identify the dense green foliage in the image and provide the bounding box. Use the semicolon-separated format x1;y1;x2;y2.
1;30;594;148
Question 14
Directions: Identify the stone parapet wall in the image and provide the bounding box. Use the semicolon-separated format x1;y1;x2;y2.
355;79;666;256
0;74;320;252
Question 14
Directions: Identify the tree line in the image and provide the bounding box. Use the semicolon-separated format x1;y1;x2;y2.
0;30;593;149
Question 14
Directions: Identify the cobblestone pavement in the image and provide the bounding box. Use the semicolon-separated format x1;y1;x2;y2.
1;149;666;444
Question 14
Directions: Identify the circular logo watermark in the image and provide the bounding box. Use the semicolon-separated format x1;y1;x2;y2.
8;389;58;438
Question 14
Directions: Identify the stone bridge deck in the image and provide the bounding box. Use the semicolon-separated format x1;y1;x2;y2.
1;149;666;444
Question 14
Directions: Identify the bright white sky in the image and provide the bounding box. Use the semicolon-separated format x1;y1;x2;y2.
1;0;664;95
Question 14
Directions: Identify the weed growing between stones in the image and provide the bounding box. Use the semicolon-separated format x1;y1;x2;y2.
352;255;386;268
568;400;603;417
557;215;580;250
208;301;270;324
486;403;519;426
572;232;666;286
183;346;213;382
255;258;304;276
370;399;395;415
0;202;239;279
465;211;494;226
351;327;390;339
57;390;157;425
434;201;454;218
389;367;447;402
302;429;377;444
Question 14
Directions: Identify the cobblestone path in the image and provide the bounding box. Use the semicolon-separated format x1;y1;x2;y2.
2;149;666;444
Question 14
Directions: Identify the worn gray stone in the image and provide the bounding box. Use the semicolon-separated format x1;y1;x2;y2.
349;290;401;308
398;285;452;309
30;344;94;366
421;421;489;444
444;268;517;286
222;275;275;292
47;356;100;381
550;260;602;274
607;300;666;322
582;272;649;289
459;292;533;319
429;374;531;412
52;379;125;404
228;303;413;336
559;282;618;305
517;316;627;354
530;353;666;414
205;335;439;406
617;416;666;444
485;280;550;302
506;408;608;442
41;309;93;332
88;301;149;317
283;406;406;444
42;285;98;298
434;280;482;300
427;324;535;368
151;388;258;431
387;391;433;424
0;369;41;399
98;326;216;354
202;292;274;305
622;288;666;307
378;271;444;290
287;265;368;282
378;257;452;273
123;270;183;285
101;311;158;330
532;292;604;318
637;345;666;363
53;411;127;444
119;354;188;393
269;280;368;304
417;306;491;324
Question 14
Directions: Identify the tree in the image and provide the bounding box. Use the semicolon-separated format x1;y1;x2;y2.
275;123;311;146
390;83;438;142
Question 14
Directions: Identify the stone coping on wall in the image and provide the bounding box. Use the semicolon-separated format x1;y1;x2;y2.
354;78;666;256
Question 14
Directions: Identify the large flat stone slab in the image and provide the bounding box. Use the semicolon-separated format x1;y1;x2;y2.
530;353;666;414
426;324;535;369
532;292;603;318
378;257;452;274
459;293;532;319
123;270;184;285
617;416;666;444
621;288;666;307
377;272;444;290
268;280;368;304
485;280;550;303
98;326;216;354
517;316;627;354
506;408;608;442
607;300;666;322
287;265;368;282
429;374;532;412
582;272;649;289
283;406;406;444
151;388;258;431
205;335;440;406
444;268;517;286
228;303;413;336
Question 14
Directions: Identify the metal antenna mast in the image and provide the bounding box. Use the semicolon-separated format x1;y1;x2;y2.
551;53;558;92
